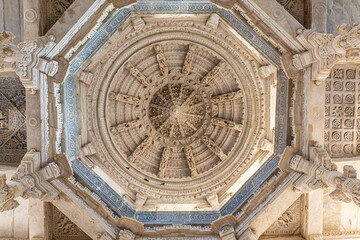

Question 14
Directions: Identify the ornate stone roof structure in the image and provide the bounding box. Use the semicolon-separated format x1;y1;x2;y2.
2;0;360;240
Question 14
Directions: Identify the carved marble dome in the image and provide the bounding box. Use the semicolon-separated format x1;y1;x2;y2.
105;42;245;179
81;14;269;205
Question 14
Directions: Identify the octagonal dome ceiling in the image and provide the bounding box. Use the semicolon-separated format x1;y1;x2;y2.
61;1;283;217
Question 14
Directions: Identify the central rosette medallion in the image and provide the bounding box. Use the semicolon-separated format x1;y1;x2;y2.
148;83;208;141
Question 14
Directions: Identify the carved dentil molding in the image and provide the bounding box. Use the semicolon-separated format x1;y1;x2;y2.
0;151;72;212
0;31;58;90
282;24;360;85
280;146;360;207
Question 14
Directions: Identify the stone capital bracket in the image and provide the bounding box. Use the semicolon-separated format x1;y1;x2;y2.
0;31;63;90
117;217;143;240
211;215;238;240
279;145;360;207
0;151;72;212
281;24;360;85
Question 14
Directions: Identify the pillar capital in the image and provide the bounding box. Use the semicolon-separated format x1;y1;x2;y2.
280;146;360;207
282;24;360;85
0;152;71;212
0;31;58;90
211;215;237;240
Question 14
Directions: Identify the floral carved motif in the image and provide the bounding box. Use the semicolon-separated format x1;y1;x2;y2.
324;65;360;157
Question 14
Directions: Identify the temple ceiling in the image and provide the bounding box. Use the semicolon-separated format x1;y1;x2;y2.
55;0;285;226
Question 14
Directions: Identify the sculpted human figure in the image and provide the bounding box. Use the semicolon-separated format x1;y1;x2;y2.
201;136;227;160
184;146;198;177
211;90;243;103
0;31;25;73
0;174;20;212
158;146;171;178
154;45;169;76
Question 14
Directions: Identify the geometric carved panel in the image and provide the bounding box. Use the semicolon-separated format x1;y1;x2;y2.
262;198;301;237
276;0;309;26
0;77;26;167
324;64;360;158
40;0;75;35
47;203;91;240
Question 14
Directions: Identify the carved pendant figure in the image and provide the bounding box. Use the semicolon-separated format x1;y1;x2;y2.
157;146;171;178
184;146;198;177
201;136;227;161
154;45;169;76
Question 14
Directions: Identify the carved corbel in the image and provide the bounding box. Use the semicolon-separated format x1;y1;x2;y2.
259;65;277;78
259;65;277;87
206;192;219;209
134;192;147;210
258;138;274;153
77;71;94;85
281;50;314;79
239;228;258;240
97;232;115;240
0;151;72;212
280;146;360;207
118;229;135;240
117;217;143;240
211;215;237;240
206;14;220;29
0;31;58;90
131;16;145;31
80;142;97;157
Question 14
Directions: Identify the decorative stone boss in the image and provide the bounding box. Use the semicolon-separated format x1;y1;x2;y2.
279;145;360;207
0;151;72;212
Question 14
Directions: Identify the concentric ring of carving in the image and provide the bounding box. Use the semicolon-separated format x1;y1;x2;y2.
105;41;246;180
